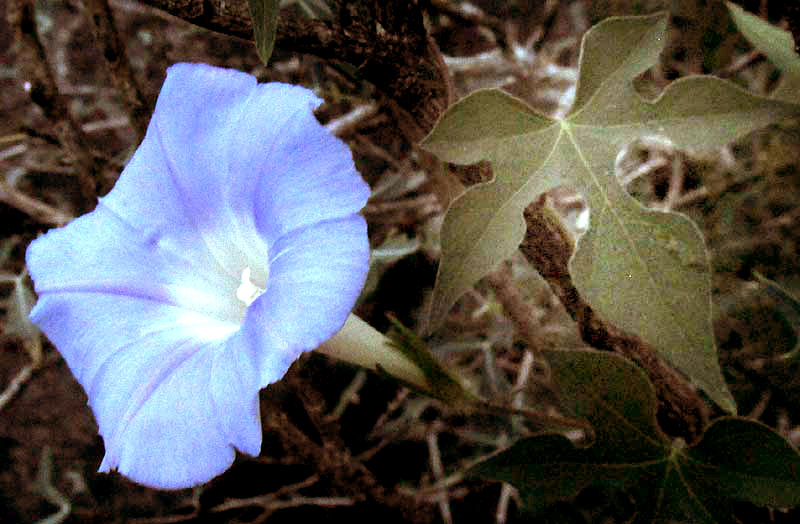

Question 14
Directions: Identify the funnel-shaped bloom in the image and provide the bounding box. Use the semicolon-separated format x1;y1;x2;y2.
26;63;370;489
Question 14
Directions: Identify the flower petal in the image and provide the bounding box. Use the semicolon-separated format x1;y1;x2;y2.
153;63;371;249
101;64;272;281
247;91;371;244
28;287;259;489
27;204;242;324
244;215;370;384
27;206;261;489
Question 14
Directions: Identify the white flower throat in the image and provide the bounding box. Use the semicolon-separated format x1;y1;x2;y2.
236;267;266;306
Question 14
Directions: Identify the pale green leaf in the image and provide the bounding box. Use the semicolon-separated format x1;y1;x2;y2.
725;1;800;103
422;13;800;412
248;0;281;64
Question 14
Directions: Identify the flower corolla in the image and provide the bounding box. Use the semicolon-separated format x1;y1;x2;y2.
26;63;370;489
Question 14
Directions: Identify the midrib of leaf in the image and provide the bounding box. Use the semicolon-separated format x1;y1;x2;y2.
668;454;720;524
579;373;669;455
559;59;739;412
561;119;707;370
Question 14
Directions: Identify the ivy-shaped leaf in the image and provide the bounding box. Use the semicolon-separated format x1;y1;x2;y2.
725;1;800;102
422;13;800;411
249;0;281;64
468;350;800;522
467;350;670;513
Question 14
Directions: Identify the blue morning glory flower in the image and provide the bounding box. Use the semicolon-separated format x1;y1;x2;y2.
26;63;371;489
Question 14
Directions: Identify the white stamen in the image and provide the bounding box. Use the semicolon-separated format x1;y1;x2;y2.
236;267;265;306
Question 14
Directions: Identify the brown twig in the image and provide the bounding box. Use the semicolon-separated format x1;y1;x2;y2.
520;194;708;443
0;177;73;226
8;0;102;209
85;0;151;142
423;0;509;51
137;0;451;143
267;370;436;523
485;262;550;355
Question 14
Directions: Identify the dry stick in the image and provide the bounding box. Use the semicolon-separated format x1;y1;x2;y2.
521;195;708;443
486;262;550;355
136;0;451;143
264;406;436;524
85;0;150;142
0;178;73;226
424;0;509;50
280;369;436;523
8;0;101;208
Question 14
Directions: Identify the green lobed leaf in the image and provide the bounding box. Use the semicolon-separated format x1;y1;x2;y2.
686;418;800;508
248;0;281;65
545;349;669;458
468;350;670;512
725;1;800;103
467;351;800;520
422;13;800;412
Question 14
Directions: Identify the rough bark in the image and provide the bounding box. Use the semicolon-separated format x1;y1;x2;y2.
138;0;452;143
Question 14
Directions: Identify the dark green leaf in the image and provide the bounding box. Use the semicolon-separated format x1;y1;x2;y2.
467;352;800;520
687;418;800;508
468;350;670;512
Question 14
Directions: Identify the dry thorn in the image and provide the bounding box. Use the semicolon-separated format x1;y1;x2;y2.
426;430;453;524
495;483;516;524
656;155;686;212
325;369;368;421
0;364;34;412
363;194;441;220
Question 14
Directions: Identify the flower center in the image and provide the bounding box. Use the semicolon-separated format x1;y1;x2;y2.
235;267;265;306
